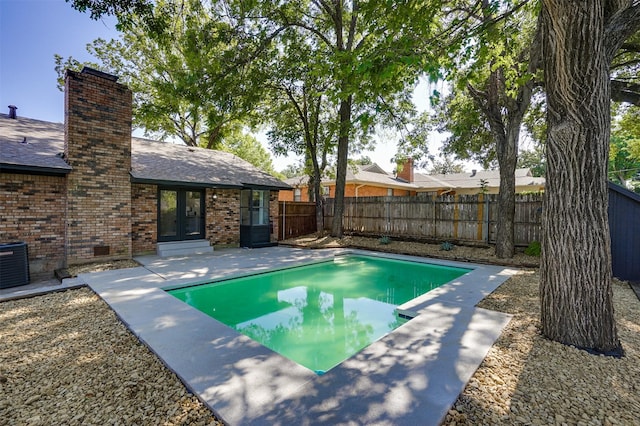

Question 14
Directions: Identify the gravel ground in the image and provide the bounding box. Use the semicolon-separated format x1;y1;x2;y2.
0;288;221;426
2;237;638;425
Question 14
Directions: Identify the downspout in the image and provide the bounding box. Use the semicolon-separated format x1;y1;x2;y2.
354;184;365;199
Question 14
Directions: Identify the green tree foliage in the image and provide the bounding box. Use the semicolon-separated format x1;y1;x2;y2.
610;107;640;192
67;0;153;27
58;0;260;149
428;156;466;175
350;156;373;166
258;26;337;229
226;0;446;237
617;105;640;156
517;146;546;177
421;1;542;259
429;91;497;169
220;130;280;177
280;161;305;179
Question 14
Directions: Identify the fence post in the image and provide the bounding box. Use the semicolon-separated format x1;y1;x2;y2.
484;195;490;244
282;201;286;240
432;196;437;239
477;193;484;241
453;195;459;239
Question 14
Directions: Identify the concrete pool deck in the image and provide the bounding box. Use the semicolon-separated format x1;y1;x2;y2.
37;247;516;425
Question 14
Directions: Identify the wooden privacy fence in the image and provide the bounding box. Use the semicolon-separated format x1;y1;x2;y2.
324;193;543;246
278;201;317;240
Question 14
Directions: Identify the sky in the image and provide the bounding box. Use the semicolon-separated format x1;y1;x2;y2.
0;0;454;173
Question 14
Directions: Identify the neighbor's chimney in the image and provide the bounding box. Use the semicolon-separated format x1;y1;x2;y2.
397;158;414;183
8;105;17;119
471;169;477;177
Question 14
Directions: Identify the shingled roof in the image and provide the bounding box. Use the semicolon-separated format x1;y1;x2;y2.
285;164;418;190
0;115;71;175
413;168;545;192
130;138;288;189
0;114;289;189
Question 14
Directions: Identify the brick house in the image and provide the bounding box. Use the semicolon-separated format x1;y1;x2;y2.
279;159;545;201
1;68;289;279
279;163;418;202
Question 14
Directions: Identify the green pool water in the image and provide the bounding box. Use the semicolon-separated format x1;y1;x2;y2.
168;255;470;373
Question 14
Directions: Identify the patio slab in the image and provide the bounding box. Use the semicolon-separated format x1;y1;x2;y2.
79;247;516;425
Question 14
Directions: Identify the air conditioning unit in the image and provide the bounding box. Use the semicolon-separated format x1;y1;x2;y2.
0;242;30;289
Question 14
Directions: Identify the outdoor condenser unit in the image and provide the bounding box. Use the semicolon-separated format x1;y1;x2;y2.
0;242;30;289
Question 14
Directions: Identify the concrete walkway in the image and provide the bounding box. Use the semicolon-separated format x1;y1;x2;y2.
0;276;85;302
2;247;517;425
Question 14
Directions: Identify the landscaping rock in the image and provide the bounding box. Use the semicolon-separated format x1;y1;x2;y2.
0;288;221;425
1;242;638;425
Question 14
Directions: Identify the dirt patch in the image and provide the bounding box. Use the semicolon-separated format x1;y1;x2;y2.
65;259;141;277
280;232;539;267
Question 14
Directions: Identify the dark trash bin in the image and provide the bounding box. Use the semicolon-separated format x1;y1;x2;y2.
0;242;30;288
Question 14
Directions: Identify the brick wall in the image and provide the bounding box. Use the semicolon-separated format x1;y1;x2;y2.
206;188;240;246
64;68;132;264
0;173;66;277
280;184;414;200
131;183;157;254
278;187;310;202
269;191;279;242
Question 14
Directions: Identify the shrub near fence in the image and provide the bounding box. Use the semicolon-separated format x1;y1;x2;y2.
324;193;543;246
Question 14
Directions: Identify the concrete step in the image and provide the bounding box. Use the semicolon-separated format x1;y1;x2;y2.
157;240;213;257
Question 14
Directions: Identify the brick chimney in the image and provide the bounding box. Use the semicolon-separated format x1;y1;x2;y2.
64;67;132;264
397;158;414;183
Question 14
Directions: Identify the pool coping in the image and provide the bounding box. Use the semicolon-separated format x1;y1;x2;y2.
82;247;517;426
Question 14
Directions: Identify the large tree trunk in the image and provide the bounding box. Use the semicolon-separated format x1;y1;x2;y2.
539;1;620;354
468;68;523;259
495;126;517;258
312;170;324;232
331;95;352;237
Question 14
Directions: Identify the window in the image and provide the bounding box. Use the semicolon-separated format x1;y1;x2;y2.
252;190;269;225
294;188;302;202
322;186;330;196
387;188;393;196
240;189;269;226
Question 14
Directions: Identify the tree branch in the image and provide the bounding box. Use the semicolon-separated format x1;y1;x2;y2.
611;79;640;105
605;2;640;60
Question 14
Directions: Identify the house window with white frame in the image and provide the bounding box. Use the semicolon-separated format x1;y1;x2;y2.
387;188;393;196
294;188;301;202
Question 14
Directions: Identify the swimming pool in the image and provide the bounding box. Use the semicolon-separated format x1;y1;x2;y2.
168;254;470;373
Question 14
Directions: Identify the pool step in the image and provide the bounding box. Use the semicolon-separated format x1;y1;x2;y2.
156;240;213;257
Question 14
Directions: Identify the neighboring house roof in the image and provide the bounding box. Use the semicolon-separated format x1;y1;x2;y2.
0;115;289;190
283;175;309;187
285;164;418;190
413;168;545;192
284;165;544;193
